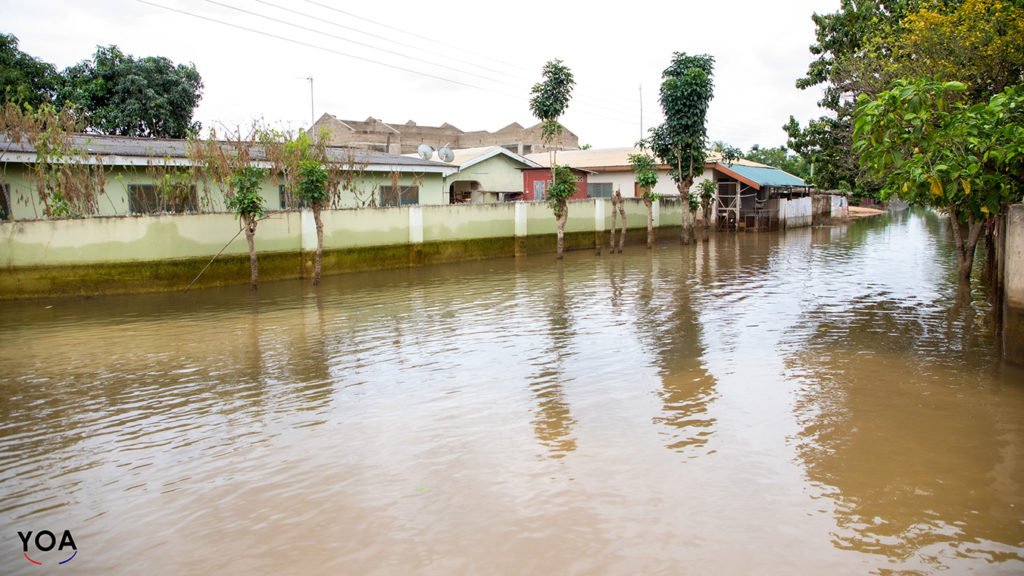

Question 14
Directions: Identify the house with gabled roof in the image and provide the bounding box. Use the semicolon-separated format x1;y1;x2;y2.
405;145;544;203
0;133;456;220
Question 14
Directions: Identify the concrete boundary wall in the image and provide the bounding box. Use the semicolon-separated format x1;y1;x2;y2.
0;195;800;298
1005;204;1024;366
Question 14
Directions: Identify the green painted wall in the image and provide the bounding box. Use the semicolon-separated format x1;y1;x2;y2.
0;163;446;218
445;154;527;194
0;197;706;298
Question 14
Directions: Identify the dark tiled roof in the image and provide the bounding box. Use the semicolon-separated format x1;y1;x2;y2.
0;133;450;169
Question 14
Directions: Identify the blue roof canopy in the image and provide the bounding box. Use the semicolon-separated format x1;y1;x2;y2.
715;163;807;188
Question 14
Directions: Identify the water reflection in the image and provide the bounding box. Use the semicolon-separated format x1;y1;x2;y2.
527;262;578;458
633;249;718;457
784;211;1024;571
2;210;1022;574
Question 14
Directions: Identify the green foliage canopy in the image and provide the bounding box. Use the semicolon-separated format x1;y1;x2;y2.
854;79;1024;221
295;160;330;208
0;33;58;108
646;53;714;188
58;45;203;138
628;151;660;201
546;164;577;217
529;59;575;144
227;166;266;220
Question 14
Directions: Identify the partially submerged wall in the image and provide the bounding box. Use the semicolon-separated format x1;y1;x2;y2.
1005;204;1024;366
0;196;810;298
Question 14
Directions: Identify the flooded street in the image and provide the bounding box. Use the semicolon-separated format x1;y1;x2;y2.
2;210;1022;575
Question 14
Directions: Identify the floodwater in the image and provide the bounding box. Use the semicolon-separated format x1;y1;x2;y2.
1;210;1022;575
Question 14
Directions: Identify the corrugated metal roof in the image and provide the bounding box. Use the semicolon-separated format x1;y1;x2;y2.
404;145;542;170
717;163;806;187
0;134;453;172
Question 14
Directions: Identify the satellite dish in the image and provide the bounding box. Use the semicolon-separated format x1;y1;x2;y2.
438;146;455;163
417;143;434;160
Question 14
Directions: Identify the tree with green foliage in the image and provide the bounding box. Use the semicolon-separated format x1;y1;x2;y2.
545;164;579;258
697;179;716;241
529;59;576;258
295;160;330;285
789;0;1024;195
645;52;715;245
226;166;266;290
854;79;1024;288
628;150;660;248
0;33;58;108
58;45;203;138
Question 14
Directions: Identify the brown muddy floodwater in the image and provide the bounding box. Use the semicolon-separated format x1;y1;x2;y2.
1;210;1023;575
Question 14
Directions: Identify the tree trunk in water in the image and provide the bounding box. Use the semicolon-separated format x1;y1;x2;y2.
688;210;697;243
644;195;653;248
555;202;568;259
245;215;258;290
313;204;324;286
679;176;694;245
610;194;619;252
616;196;626;253
948;209;984;291
702;203;712;242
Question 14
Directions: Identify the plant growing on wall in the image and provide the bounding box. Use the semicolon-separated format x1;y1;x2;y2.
529;59;575;258
645;52;715;245
628;150;660;248
1;102;105;218
697;178;716;241
854;79;1024;289
295;160;329;285
227;165;266;290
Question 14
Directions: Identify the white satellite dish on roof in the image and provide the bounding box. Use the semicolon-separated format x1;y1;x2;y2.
438;145;454;163
417;143;434;160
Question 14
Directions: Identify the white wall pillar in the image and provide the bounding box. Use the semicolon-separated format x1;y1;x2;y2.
300;209;317;251
409;206;423;244
515;202;528;237
653;198;660;227
594;198;605;231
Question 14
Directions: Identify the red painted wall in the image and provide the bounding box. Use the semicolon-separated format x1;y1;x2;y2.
522;168;588;201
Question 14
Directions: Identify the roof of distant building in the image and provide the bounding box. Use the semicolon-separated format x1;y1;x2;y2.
0;134;455;174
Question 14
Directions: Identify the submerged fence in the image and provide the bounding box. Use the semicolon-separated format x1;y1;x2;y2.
0;195;828;298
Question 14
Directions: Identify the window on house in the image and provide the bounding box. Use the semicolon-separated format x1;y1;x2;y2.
533;180;548;201
380;185;419;207
127;184;198;214
0;184;10;220
587;182;613;198
279;185;309;210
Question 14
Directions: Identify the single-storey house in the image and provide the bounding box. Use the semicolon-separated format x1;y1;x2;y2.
526;147;811;229
525;147;691;200
0;134;457;220
711;159;811;230
521;166;591;202
405;145;543;204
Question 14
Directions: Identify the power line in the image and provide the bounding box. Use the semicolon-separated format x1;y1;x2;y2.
201;0;505;85
134;0;641;128
254;0;508;78
293;0;642;114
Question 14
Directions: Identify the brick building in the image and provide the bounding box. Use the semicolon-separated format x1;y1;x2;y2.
312;114;579;156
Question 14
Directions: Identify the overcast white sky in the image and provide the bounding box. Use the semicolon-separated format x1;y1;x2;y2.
3;0;838;151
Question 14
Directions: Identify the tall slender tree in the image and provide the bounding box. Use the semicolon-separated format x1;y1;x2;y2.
529;59;576;258
628;150;660;248
645;53;715;245
295;160;330;285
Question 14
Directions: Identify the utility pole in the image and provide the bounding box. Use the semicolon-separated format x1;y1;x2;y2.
307;76;314;128
639;84;643;143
